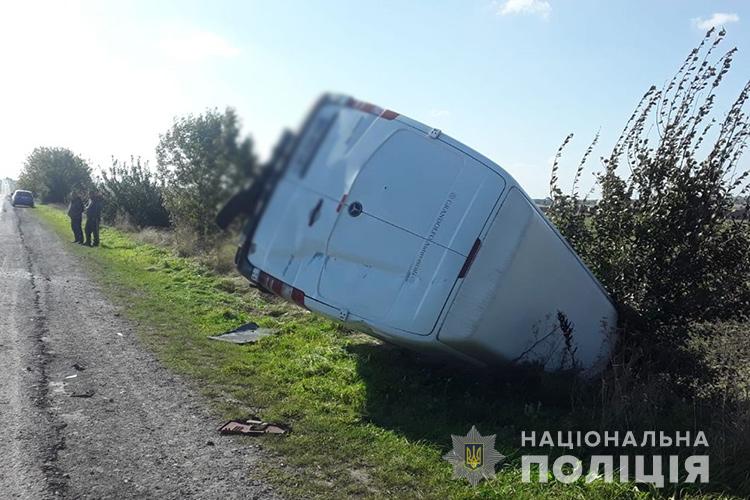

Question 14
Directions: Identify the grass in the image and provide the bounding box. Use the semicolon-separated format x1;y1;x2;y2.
33;204;741;499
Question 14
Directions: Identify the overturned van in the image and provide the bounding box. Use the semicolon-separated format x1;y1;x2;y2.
218;94;617;374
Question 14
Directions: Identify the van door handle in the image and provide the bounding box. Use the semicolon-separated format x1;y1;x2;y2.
308;198;323;227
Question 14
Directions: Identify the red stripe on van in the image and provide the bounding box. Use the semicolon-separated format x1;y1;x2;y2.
380;109;399;120
345;98;379;114
291;288;306;307
345;97;398;120
336;193;348;212
458;239;482;279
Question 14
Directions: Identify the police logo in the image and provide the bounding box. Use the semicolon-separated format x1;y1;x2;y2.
443;426;504;486
465;443;484;470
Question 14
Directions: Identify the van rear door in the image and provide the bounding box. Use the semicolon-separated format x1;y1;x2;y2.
318;204;465;335
343;128;505;256
318;128;505;335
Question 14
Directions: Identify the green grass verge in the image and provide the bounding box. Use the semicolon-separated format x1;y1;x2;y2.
33;205;735;499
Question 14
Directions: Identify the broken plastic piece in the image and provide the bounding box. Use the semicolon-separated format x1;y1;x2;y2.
208;322;276;344
218;418;288;436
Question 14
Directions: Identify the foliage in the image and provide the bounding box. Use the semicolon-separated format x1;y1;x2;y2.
156;108;257;241
548;28;750;325
100;157;170;228
682;321;750;402
17;147;92;203
548;35;750;487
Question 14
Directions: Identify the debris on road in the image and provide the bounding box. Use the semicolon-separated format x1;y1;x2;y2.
64;374;77;379
218;418;288;436
208;322;276;344
72;363;86;371
70;390;95;398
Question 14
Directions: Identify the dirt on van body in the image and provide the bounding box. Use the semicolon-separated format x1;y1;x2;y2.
0;198;276;499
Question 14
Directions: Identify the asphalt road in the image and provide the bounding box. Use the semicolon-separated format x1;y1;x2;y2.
0;198;276;499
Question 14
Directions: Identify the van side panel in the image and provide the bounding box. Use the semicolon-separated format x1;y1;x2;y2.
437;188;617;372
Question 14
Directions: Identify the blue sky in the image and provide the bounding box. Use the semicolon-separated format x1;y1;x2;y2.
1;0;748;197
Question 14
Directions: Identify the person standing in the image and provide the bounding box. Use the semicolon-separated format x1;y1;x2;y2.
84;190;103;247
67;191;84;244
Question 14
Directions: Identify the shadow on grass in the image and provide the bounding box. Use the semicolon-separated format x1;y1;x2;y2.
349;342;584;455
349;341;750;498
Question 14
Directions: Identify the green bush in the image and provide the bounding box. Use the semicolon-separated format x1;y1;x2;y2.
156;108;257;242
548;28;750;325
682;321;750;401
100;157;170;228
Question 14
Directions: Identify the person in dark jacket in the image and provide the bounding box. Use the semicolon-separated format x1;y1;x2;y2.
84;190;103;247
67;191;84;244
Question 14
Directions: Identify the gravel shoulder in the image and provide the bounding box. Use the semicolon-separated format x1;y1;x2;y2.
0;199;276;499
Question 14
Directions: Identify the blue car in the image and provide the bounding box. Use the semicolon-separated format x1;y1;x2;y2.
11;190;35;208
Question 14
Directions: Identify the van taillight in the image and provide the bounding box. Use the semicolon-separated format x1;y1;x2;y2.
256;270;306;308
458;239;482;279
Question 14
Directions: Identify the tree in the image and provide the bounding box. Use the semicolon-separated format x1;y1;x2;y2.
547;28;750;325
100;157;171;227
156;108;257;241
17;147;92;203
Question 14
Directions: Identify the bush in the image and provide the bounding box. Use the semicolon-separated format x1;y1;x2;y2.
156;108;257;242
17;147;93;203
549;31;750;492
100;157;171;228
548;28;750;325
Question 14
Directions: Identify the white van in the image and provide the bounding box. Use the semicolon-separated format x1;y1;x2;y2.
219;94;617;374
